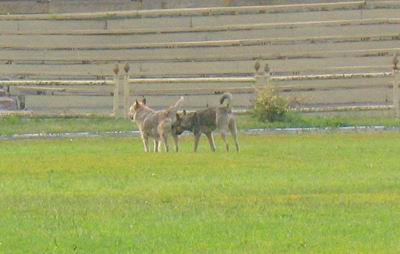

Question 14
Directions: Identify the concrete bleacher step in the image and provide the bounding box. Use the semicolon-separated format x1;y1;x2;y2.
1;8;399;34
0;96;17;110
1;41;399;63
2;22;400;48
1;2;399;33
0;56;394;78
0;1;398;114
0;0;369;15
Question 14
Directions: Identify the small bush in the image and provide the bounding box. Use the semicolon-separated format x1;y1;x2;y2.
253;88;289;122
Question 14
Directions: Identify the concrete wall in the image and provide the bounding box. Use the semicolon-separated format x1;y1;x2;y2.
0;0;356;14
1;1;398;115
138;0;355;10
0;0;48;14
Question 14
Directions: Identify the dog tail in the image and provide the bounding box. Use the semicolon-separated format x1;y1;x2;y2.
220;93;233;109
165;96;184;118
173;96;184;109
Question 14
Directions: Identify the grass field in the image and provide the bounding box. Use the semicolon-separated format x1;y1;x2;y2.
1;134;399;253
1;114;400;136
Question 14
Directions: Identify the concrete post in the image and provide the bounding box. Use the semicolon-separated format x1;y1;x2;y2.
254;60;271;90
113;64;122;118
123;63;131;119
17;95;25;110
393;54;400;118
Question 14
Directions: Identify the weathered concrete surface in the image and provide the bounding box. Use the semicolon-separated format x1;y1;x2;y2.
0;1;398;115
0;0;358;14
0;96;17;110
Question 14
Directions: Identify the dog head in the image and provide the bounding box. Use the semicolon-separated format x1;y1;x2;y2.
172;110;197;135
129;98;146;120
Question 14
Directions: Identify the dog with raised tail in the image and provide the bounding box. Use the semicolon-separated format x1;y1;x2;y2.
173;93;239;152
129;96;184;152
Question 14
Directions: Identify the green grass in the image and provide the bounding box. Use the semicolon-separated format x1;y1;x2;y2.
0;116;133;136
242;112;400;129
1;114;400;136
0;134;399;253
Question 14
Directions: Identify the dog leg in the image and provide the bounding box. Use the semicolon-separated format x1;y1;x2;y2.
194;133;201;152
162;133;169;152
141;134;150;152
158;139;163;152
220;131;229;152
229;120;240;152
173;134;179;152
154;140;160;152
205;132;216;152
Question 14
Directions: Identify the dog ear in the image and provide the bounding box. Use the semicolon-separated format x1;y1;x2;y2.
141;98;146;105
183;110;186;115
133;99;141;110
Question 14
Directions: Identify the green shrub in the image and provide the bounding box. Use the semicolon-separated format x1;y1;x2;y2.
253;88;289;122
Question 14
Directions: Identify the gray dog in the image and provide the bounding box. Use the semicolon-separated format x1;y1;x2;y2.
173;93;239;152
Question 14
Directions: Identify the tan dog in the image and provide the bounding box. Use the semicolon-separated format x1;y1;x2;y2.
129;97;184;152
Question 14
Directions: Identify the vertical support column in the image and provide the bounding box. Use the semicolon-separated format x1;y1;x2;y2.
123;63;131;119
254;60;271;90
113;64;122;118
17;95;25;110
254;59;266;90
393;54;399;118
264;63;271;88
